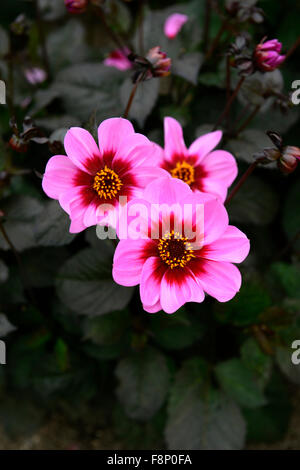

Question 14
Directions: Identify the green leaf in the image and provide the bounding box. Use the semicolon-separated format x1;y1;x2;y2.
172;52;203;85
240;338;272;390
0;195;44;251
238;70;283;110
243;371;291;443
46;19;90;72
115;346;170;421
166;386;246;450
56;247;133;316
52;63;125;122
283;180;300;251
120;78;159;127
82;309;130;359
21;247;68;287
34;200;75;247
215;281;272;326
54;338;69;372
276;346;300;385
149;308;204;350
215;358;267;408
227;129;275;166
39;0;66;21
270;262;300;299
228;176;279;226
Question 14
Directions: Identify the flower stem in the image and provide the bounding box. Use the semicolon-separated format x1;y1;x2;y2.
285;36;300;61
205;18;229;61
94;6;125;51
234;104;261;137
213;76;245;131
35;0;51;79
202;0;212;53
123;72;145;119
225;157;264;205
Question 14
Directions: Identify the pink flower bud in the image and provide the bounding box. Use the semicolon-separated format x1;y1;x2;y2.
103;48;132;71
146;47;171;78
64;0;88;14
24;67;47;85
254;38;285;72
278;146;300;174
164;13;188;39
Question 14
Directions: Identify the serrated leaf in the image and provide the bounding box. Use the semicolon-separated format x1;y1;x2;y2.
52;63;124;122
115;347;170;421
166;387;246;450
215;358;267;408
227;129;275;166
56;247;133;316
149;309;204;350
46;19;90;72
34;200;75;247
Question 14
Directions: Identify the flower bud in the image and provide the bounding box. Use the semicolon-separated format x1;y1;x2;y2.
64;0;88;14
278;146;300;174
146;47;171;78
9;135;28;153
254;38;285;72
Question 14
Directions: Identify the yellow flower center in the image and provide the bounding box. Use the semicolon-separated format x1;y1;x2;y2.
170;161;195;186
158;230;195;269
93;166;123;199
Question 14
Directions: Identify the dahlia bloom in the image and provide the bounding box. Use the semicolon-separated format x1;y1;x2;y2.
42;118;165;233
113;177;250;314
64;0;88;14
164;13;188;39
153;117;238;202
254;39;285;72
104;48;132;71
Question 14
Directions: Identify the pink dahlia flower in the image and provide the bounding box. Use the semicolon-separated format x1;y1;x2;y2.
164;13;188;39
254;38;285;72
154;117;238;202
103;47;132;71
113;177;250;314
42;118;165;233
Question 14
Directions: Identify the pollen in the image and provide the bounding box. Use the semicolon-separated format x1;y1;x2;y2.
93;166;123;199
158;230;195;269
170;161;195;186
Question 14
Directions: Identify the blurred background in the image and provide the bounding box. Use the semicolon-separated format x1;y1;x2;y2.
0;0;299;450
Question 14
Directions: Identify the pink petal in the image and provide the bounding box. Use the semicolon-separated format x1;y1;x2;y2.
195;260;242;302
164;13;188;39
140;257;166;307
188;130;222;162
199;149;238;201
64;127;101;174
143;300;162;313
203;225;250;263
98;117;135;155
42;155;78;199
114;139;160;169
133;166;169;188
113;239;148;286
143;175;190;205
59;185;90;216
200;196;228;245
83;197;100;227
160;268;205;314
164;117;187;160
